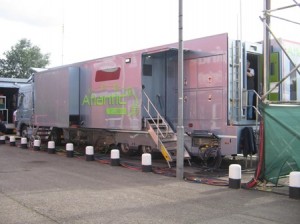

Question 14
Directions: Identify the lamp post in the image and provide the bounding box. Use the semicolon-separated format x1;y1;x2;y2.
176;0;184;180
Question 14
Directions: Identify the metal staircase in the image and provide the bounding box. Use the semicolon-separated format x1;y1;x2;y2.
143;91;191;167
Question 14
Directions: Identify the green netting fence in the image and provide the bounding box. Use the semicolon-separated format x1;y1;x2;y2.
262;104;300;185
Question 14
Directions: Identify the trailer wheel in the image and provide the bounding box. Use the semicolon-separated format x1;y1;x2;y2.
119;143;137;156
49;128;62;145
94;137;116;154
139;145;152;154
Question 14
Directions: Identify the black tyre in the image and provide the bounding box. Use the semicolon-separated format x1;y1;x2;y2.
119;143;137;156
21;125;28;138
49;128;63;145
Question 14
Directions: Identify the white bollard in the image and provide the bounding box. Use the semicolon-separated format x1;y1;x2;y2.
142;153;152;172
10;136;16;146
289;171;300;200
85;146;94;161
110;149;120;166
229;164;241;189
47;141;55;154
21;137;28;149
66;143;74;158
34;139;41;151
0;135;5;144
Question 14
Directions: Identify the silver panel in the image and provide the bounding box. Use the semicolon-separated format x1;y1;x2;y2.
68;67;80;115
34;67;79;127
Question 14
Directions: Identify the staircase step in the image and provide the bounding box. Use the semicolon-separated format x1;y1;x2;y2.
159;133;176;138
151;125;168;130
145;116;190;167
146;119;163;124
160;138;177;145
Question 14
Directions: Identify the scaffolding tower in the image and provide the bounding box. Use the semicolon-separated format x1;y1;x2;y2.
262;0;300;102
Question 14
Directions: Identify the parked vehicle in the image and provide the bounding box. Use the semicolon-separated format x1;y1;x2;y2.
17;33;266;167
0;78;29;134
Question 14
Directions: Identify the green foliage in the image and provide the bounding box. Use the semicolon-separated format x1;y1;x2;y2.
0;39;50;78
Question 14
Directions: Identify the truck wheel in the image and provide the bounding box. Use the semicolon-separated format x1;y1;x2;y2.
21;125;28;138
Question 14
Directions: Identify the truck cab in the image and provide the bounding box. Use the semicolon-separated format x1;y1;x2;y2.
16;82;34;137
0;78;29;134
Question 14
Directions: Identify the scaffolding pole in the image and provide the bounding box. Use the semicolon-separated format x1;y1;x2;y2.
262;0;300;101
263;0;271;99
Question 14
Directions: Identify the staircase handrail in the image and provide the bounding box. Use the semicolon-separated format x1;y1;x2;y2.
142;90;169;138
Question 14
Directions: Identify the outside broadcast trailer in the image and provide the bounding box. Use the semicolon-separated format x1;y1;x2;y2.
17;33;262;167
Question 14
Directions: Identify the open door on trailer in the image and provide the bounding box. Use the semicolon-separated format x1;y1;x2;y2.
141;49;178;128
229;41;263;124
141;49;217;131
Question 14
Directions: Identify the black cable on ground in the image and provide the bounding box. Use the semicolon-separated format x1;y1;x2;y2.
185;176;229;186
120;161;142;171
94;155;111;165
152;167;176;177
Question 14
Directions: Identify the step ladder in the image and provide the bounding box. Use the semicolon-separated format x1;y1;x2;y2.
143;91;191;168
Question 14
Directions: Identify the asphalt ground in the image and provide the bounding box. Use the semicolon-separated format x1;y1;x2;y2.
0;142;300;224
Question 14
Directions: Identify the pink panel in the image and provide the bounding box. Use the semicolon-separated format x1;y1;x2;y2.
197;55;224;88
83;55;142;130
184;59;198;89
197;89;223;130
183;90;197;120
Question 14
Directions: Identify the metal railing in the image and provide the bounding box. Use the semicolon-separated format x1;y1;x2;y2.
142;90;169;138
243;89;262;118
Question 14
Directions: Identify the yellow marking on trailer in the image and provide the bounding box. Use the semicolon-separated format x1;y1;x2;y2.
160;145;172;161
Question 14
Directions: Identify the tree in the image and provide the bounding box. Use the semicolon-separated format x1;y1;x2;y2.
0;39;50;78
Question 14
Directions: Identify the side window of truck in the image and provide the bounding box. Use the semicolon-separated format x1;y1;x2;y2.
18;93;24;108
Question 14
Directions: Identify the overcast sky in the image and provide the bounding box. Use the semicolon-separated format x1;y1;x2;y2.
0;0;299;67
